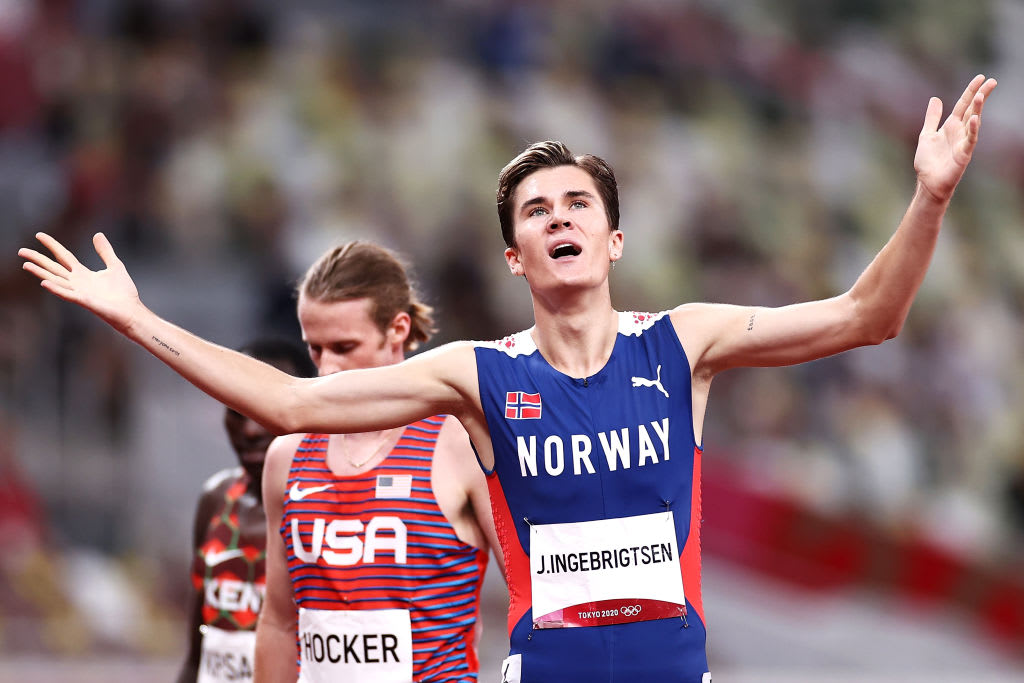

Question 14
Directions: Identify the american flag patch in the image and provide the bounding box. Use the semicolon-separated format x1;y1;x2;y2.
375;474;413;499
505;391;542;419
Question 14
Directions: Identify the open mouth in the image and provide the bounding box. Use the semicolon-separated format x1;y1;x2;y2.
549;242;582;259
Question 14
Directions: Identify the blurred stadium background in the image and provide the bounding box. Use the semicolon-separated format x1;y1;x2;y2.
3;0;1024;681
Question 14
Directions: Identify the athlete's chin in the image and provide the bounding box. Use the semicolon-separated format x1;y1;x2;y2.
536;273;604;294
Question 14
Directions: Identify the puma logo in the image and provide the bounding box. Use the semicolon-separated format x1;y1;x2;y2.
631;365;669;398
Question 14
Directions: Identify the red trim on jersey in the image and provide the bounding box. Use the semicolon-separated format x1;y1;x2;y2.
679;445;705;626
486;470;532;635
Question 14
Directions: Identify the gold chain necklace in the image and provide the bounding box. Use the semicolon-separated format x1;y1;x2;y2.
339;428;400;469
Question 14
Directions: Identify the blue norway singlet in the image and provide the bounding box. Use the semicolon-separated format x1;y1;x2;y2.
475;311;710;683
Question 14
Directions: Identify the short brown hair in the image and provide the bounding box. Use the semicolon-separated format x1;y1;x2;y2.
496;140;620;248
297;241;435;351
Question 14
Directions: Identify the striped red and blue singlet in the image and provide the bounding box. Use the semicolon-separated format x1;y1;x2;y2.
281;417;488;682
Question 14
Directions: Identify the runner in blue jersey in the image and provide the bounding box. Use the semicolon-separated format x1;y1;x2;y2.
19;75;996;682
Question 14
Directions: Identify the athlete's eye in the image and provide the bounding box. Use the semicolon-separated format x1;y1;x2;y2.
570;199;587;209
331;343;358;355
528;206;548;217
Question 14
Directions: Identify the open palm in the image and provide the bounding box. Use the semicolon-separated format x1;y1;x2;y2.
19;232;143;335
914;74;997;202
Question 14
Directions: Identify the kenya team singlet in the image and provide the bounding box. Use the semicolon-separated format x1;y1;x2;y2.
282;417;488;683
191;474;265;683
475;311;710;683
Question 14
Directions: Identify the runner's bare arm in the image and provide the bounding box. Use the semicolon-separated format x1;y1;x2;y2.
19;232;481;435
254;435;303;683
674;75;997;378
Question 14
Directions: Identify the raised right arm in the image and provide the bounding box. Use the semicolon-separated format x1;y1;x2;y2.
19;232;478;436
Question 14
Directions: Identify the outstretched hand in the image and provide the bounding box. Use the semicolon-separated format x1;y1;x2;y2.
915;74;997;203
19;232;144;335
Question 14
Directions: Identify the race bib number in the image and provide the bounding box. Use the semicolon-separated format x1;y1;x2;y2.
198;626;256;683
298;607;413;683
530;511;687;627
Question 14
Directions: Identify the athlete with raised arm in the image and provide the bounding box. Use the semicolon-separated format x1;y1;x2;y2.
20;75;996;681
253;241;501;683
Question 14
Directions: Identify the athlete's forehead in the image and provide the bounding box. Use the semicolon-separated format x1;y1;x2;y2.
513;166;603;212
297;295;379;342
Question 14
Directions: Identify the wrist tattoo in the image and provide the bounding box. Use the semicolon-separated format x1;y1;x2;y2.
747;313;756;331
152;336;180;357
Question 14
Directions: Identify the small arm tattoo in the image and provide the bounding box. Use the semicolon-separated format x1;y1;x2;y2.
747;313;756;331
152;336;180;357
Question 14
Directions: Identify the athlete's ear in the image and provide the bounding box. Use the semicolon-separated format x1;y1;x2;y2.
608;229;624;262
385;310;411;349
505;246;525;277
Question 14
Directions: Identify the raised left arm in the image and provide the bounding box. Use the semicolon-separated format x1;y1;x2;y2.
679;75;996;378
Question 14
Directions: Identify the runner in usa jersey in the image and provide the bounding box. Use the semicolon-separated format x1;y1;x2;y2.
255;241;501;682
476;312;708;680
28;80;996;683
281;418;488;682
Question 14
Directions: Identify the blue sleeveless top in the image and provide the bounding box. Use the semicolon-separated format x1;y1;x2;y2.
474;311;710;682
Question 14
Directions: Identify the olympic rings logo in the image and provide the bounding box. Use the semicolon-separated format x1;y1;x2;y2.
620;604;642;617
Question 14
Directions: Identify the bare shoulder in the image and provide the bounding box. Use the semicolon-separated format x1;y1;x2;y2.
669;301;746;330
669;302;753;378
407;341;486;416
265;433;304;473
263;433;304;493
667;301;737;342
408;341;479;386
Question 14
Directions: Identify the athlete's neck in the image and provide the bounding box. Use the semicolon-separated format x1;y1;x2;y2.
531;293;618;380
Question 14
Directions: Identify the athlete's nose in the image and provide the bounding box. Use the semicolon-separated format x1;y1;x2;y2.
548;219;571;231
318;353;345;376
317;352;354;374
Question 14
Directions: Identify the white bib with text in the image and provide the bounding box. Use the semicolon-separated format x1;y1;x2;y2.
530;511;687;627
298;607;413;683
198;626;256;683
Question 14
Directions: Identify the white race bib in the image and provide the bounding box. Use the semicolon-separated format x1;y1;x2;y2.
500;653;522;683
530;511;687;627
198;626;256;683
298;607;413;683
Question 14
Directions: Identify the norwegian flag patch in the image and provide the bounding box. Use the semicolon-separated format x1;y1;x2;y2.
505;391;542;419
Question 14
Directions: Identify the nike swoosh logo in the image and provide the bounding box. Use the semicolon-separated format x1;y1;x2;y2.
289;482;334;501
205;548;246;566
